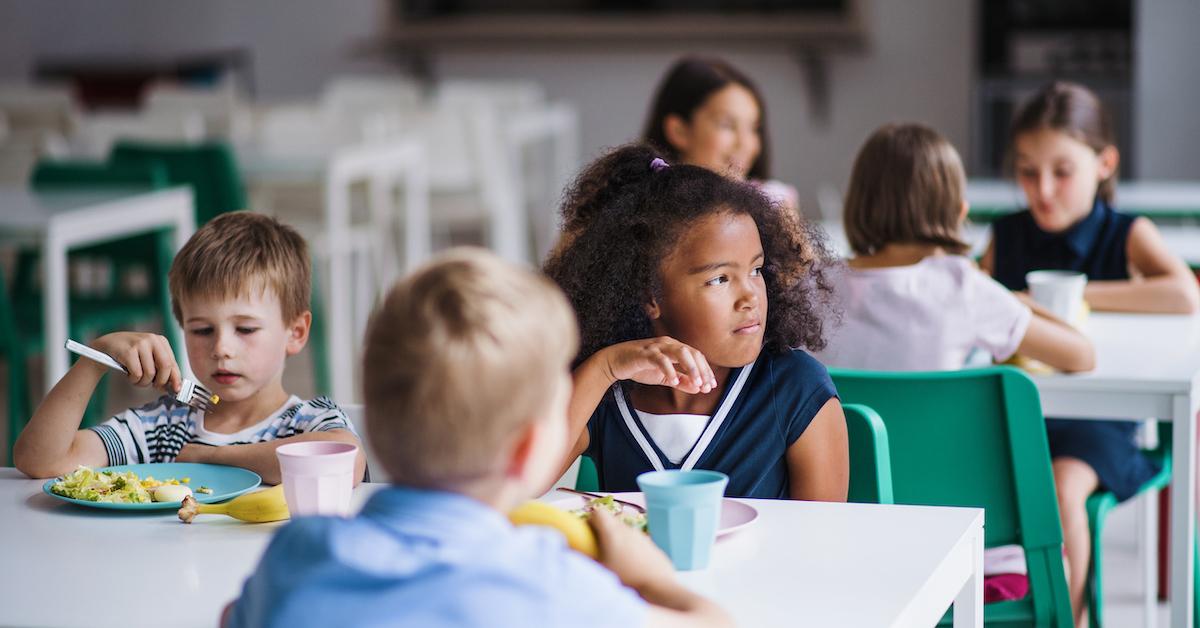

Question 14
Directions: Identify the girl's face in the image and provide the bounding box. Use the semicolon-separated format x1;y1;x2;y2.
664;84;762;181
1014;127;1119;233
649;212;767;369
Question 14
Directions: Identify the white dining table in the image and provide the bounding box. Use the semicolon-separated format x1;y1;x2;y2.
0;470;984;628
820;220;1200;268
0;186;196;388
1033;312;1200;628
967;179;1200;218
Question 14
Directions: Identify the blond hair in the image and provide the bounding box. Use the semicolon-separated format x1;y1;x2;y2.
168;211;311;323
843;123;970;256
363;248;579;489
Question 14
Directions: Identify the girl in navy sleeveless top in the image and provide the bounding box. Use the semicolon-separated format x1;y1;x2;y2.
544;143;848;501
982;82;1200;623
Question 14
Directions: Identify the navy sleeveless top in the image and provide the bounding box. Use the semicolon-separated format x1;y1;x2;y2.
992;198;1135;290
584;348;837;499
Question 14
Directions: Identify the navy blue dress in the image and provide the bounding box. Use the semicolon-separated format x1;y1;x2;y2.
992;198;1159;501
584;348;837;499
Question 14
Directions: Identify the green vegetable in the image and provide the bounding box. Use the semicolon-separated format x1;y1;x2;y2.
50;466;153;503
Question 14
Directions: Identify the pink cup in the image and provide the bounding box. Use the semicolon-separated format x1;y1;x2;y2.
275;441;358;516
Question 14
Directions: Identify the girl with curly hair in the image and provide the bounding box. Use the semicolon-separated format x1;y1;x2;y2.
544;143;847;500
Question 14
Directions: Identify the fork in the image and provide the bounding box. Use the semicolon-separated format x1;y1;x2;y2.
555;487;647;513
65;339;219;413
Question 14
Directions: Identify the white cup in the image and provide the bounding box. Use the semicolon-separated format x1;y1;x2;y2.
276;441;358;516
1026;270;1087;325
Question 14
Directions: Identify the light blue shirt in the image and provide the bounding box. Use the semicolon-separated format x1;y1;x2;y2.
229;486;647;628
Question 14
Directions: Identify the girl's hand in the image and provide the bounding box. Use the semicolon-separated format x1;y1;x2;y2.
600;337;717;394
90;332;182;393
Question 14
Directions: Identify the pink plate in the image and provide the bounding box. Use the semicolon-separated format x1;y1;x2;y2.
549;491;759;538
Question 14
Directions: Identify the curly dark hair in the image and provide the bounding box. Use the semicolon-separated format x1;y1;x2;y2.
545;143;838;365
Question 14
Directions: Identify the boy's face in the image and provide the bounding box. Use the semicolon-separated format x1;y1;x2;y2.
179;287;309;405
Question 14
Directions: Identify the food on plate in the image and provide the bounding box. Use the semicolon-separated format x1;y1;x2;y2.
49;466;192;503
573;495;648;532
151;484;193;503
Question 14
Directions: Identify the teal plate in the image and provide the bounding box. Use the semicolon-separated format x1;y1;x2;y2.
42;463;262;510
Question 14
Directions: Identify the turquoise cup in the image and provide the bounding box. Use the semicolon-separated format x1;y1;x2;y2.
637;470;729;570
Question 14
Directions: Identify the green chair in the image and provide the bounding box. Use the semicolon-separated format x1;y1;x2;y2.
831;366;1074;627
1084;423;1186;627
576;455;600;492
6;160;177;455
844;403;894;505
575;404;897;504
0;268;31;463
109;140;246;226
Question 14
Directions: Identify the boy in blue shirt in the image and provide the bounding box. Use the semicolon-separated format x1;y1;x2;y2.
223;248;731;628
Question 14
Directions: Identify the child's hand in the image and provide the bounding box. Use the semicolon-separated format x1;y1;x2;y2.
601;338;717;394
91;332;182;393
589;508;676;592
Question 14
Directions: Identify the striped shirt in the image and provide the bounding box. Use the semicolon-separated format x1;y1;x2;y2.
89;395;355;466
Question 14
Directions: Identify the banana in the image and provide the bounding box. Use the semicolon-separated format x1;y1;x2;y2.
178;485;290;524
508;501;598;558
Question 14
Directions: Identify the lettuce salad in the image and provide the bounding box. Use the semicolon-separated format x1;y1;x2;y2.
50;466;187;503
574;495;648;532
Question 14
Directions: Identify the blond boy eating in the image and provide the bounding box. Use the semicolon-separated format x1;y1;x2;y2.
15;212;366;484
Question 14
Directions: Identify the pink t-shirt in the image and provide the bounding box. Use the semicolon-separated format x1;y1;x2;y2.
816;255;1032;371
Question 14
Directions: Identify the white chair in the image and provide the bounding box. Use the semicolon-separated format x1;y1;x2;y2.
341;404;389;483
69;111;206;158
315;138;431;404
320;75;425;122
143;82;248;141
0;84;79;135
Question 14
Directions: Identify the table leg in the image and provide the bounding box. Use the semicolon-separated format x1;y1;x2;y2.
1169;393;1197;628
402;152;430;270
325;179;355;404
954;523;984;628
43;229;69;388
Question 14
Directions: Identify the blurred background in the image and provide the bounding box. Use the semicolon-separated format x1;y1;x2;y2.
0;0;1197;452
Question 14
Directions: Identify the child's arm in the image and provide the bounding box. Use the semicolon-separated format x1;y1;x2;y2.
980;239;996;275
589;509;733;628
556;338;718;481
785;398;848;502
1085;217;1200;313
13;332;180;478
1012;293;1096;372
175;429;368;486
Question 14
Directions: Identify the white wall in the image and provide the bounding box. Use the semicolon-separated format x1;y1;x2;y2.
1135;0;1200;180
0;0;977;212
0;0;389;99
432;0;975;213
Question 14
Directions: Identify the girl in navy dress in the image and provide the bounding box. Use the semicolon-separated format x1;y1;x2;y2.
544;143;847;501
981;81;1200;624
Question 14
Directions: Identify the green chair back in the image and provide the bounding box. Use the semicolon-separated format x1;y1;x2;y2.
109;140;246;226
1085;423;1177;627
844;403;894;504
830;366;1073;627
31;160;169;189
576;455;600;492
